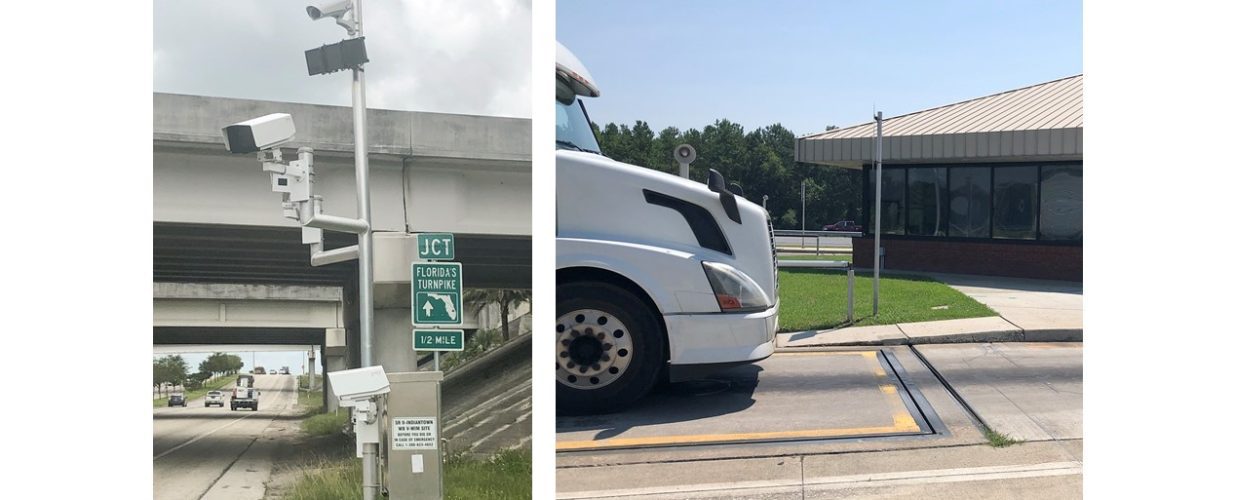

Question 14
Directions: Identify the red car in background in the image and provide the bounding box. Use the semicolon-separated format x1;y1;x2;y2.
823;220;862;232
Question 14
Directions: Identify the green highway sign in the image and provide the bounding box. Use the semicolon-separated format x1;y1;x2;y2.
413;262;463;326
413;329;465;351
417;233;455;260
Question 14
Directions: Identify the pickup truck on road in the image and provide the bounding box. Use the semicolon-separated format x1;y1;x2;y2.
231;387;259;411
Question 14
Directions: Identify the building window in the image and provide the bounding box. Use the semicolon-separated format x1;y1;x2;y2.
907;167;947;236
880;168;906;235
993;166;1039;239
1040;165;1083;240
948;167;990;238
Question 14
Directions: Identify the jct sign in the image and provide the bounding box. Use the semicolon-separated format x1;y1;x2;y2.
417;233;455;261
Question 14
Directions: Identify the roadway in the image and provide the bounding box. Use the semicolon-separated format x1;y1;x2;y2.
153;374;297;500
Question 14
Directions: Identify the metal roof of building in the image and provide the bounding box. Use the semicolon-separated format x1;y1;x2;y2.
797;75;1082;168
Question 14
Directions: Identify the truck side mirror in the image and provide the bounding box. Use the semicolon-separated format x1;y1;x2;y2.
707;169;742;224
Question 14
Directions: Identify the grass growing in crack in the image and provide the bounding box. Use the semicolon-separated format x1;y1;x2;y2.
983;428;1021;447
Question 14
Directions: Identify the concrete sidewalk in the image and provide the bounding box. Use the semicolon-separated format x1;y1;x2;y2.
778;272;1082;348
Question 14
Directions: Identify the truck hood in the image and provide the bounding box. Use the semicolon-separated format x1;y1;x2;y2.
557;150;777;303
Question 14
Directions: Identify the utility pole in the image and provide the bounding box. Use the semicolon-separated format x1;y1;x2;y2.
873;111;883;316
801;180;806;247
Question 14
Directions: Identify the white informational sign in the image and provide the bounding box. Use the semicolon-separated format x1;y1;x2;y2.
412;454;424;473
391;417;437;450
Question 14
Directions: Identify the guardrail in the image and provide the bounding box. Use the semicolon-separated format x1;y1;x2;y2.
777;259;855;323
773;229;862;256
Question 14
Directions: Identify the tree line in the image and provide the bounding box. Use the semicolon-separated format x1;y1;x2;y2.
153;352;244;394
591;119;862;230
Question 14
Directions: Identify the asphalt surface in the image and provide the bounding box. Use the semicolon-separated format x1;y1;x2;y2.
557;343;1082;499
153;374;297;500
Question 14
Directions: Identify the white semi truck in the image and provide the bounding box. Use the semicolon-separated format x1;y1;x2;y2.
556;42;780;414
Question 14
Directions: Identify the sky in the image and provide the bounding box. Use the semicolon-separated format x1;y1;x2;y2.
154;0;531;117
557;0;1081;135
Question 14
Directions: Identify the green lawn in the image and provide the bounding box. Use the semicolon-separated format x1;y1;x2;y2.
153;375;234;408
777;269;996;332
285;449;531;500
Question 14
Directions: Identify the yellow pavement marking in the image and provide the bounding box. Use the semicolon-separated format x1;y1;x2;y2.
557;350;923;451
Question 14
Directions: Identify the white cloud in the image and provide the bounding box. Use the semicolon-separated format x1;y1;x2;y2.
154;0;530;117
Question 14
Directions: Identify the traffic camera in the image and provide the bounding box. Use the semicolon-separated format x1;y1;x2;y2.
221;113;295;154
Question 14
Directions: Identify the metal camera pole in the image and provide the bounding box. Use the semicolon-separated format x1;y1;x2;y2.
349;3;379;499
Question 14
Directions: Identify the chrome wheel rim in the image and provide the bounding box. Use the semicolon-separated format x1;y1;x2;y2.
556;308;634;390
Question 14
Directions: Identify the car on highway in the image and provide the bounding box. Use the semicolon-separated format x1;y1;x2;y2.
279;367;290;375
823;220;862;232
204;391;224;407
253;367;266;375
167;394;186;407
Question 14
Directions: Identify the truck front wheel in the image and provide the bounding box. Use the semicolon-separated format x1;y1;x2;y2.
556;281;663;415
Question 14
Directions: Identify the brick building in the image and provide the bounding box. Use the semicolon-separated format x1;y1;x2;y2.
796;75;1082;281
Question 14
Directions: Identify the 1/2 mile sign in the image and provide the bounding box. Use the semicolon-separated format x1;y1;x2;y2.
413;329;464;351
412;262;462;326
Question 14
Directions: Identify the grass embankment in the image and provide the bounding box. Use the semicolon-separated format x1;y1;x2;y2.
777;270;996;332
153;375;235;408
285;448;531;500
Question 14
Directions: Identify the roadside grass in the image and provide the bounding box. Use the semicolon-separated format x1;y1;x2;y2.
296;374;326;416
152;375;234;408
444;448;531;500
983;428;1022;448
285;448;531;500
302;411;350;437
777;270;996;332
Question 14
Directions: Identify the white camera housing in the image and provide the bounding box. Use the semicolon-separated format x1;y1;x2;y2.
328;366;390;406
307;1;352;20
222;113;296;154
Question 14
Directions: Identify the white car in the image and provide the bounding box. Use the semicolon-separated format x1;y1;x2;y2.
204;391;225;408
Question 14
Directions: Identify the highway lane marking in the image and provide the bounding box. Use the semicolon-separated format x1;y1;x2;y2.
555;420;922;451
557;460;1082;499
153;377;294;461
558;350;920;451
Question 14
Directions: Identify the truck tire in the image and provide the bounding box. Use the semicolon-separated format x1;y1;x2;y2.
557;281;664;415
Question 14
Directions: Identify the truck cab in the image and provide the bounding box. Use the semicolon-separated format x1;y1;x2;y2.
555;42;779;414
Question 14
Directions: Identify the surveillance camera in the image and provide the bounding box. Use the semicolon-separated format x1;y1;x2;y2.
307;1;352;20
328;366;390;406
674;144;697;165
221;113;296;154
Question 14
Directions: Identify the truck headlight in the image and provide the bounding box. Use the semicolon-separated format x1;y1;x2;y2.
702;261;771;312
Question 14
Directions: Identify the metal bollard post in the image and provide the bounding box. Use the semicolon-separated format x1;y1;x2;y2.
847;267;855;323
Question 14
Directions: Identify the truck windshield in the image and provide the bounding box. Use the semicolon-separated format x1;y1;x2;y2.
556;97;602;155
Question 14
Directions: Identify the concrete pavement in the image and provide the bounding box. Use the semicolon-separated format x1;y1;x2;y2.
778;272;1082;348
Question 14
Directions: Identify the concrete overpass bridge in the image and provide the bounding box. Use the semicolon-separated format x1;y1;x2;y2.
154;93;531;402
